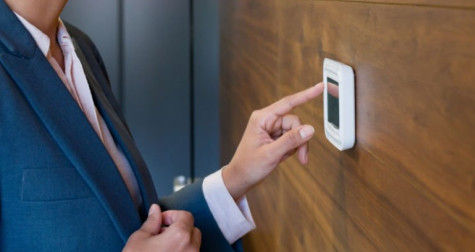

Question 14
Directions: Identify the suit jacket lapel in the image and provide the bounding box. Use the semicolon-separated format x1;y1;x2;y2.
72;39;159;217
0;0;140;242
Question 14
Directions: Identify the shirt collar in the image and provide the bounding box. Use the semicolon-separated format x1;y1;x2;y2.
14;12;72;57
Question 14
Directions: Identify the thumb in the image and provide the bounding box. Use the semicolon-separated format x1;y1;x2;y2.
267;125;314;157
140;204;162;235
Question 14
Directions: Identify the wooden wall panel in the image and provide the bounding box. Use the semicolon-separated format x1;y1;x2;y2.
325;0;475;9
220;0;475;251
220;3;282;251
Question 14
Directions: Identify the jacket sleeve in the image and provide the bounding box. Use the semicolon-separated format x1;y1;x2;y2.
158;179;242;252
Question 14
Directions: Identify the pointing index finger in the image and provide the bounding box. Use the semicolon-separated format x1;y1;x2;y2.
265;82;324;116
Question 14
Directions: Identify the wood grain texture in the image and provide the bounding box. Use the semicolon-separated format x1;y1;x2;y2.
314;0;475;9
220;0;475;251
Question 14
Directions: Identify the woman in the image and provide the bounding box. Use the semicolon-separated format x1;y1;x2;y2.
0;0;323;251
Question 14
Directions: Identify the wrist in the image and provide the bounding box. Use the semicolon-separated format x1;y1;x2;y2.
222;163;248;201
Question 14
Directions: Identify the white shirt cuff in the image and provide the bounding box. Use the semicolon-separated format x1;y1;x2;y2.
202;169;256;244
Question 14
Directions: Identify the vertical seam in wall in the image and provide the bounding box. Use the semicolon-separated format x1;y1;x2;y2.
189;0;195;180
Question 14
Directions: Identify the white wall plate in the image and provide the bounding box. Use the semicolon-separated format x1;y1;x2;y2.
323;58;355;151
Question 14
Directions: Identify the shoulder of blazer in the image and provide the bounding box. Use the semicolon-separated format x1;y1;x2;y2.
0;0;37;58
64;22;112;86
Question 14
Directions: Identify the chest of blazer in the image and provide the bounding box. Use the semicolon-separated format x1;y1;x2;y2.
0;3;160;251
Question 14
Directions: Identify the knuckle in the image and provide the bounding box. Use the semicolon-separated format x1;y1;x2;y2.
182;231;192;244
194;227;202;241
173;229;190;243
284;114;300;125
195;227;202;237
184;211;193;221
250;110;261;120
261;148;275;161
174;222;188;232
190;232;201;252
181;211;194;224
288;131;301;145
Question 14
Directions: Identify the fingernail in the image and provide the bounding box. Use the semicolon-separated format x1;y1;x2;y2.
148;204;157;216
299;125;315;139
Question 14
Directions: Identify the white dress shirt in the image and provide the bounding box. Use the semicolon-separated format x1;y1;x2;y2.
15;14;255;244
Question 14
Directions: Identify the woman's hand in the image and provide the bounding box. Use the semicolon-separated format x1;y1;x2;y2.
123;204;201;252
223;83;324;200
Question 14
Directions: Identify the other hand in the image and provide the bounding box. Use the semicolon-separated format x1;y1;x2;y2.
123;204;201;252
223;83;324;200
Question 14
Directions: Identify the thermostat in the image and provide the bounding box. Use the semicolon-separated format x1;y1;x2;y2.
323;58;355;150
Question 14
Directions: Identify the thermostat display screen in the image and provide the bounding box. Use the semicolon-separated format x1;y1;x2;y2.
327;77;339;129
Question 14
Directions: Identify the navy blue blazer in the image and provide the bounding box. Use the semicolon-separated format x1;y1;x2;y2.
0;1;238;251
